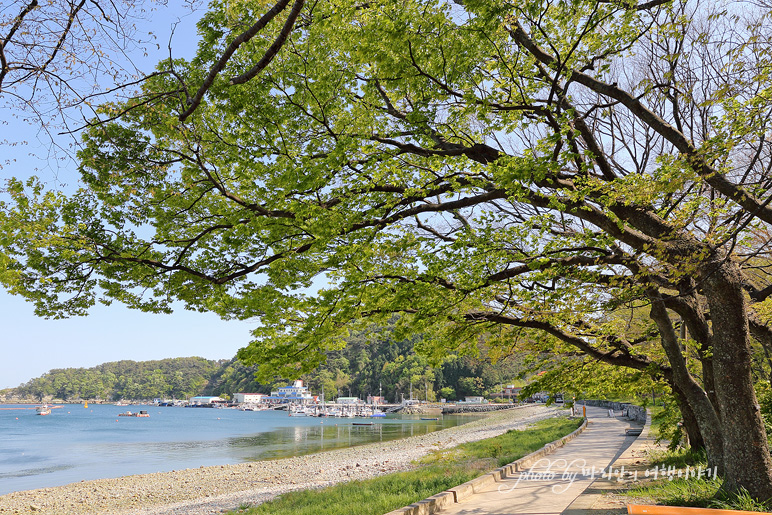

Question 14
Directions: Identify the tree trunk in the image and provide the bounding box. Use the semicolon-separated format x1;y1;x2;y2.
762;344;772;384
671;383;705;451
649;293;724;473
748;313;772;384
674;291;721;418
702;259;772;500
700;355;719;417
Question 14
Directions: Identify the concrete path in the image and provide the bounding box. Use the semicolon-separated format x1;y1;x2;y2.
563;407;663;515
438;406;642;515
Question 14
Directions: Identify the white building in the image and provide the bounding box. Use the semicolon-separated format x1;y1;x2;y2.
233;393;267;404
268;380;314;404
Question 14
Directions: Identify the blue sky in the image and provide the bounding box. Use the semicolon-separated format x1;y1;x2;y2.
0;290;253;389
0;2;259;389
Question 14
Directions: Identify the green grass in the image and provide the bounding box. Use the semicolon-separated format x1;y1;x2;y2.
647;447;707;469
627;478;772;512
421;416;583;468
234;464;485;515
236;416;583;515
625;448;772;512
647;404;664;434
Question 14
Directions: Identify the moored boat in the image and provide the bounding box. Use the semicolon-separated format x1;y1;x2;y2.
118;410;150;417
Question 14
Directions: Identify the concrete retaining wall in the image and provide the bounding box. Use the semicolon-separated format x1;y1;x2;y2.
579;400;646;423
398;406;443;415
395;404;522;415
441;404;519;414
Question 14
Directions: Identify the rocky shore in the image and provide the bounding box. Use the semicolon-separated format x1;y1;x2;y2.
441;404;521;414
0;405;560;515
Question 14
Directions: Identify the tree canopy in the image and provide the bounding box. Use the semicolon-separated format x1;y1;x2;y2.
3;0;772;500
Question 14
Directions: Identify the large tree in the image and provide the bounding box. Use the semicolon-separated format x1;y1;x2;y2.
3;0;772;499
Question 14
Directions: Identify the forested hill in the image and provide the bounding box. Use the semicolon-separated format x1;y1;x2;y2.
3;327;524;403
6;357;224;402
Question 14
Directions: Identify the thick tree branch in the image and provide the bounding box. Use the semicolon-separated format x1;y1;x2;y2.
464;310;662;371
508;18;772;227
178;0;294;121
229;0;305;85
0;0;40;89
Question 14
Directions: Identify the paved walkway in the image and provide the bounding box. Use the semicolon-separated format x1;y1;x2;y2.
564;407;663;515
438;406;643;515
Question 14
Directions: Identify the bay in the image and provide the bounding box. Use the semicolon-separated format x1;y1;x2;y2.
0;404;476;495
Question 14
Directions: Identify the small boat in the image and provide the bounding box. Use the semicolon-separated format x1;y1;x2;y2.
36;405;51;416
371;410;386;418
353;422;374;426
118;410;150;417
420;417;439;421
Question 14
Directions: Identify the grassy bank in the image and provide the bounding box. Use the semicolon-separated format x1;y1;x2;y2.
625;448;772;512
233;415;582;515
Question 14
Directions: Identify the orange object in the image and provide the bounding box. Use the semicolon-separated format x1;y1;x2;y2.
628;505;772;515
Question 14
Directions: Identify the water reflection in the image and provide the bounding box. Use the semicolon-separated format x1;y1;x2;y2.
0;405;482;494
227;415;471;461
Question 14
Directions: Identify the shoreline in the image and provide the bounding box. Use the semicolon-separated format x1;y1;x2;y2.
0;405;560;515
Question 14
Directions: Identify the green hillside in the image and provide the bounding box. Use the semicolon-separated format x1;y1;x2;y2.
7;323;524;403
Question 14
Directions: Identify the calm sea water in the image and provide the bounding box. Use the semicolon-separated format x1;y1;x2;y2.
0;404;476;495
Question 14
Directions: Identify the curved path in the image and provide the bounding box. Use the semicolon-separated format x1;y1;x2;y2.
438;405;642;515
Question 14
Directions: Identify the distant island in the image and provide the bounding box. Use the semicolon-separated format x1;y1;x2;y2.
0;325;524;404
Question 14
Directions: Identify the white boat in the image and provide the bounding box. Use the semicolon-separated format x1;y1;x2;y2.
36;405;51;416
288;405;317;416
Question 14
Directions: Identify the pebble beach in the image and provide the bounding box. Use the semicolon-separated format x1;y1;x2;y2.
0;405;560;515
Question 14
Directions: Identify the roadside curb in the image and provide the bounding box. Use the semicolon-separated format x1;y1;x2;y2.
383;416;589;515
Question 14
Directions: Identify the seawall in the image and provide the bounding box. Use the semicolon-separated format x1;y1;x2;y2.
579;399;646;423
441;404;520;414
